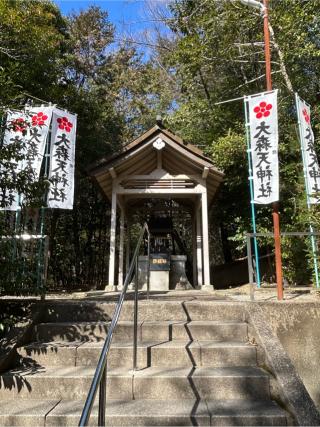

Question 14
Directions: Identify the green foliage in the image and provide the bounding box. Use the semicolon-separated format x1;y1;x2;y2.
1;0;320;292
0;0;67;105
0;301;32;339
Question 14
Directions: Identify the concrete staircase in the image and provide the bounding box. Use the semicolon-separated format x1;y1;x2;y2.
0;299;289;426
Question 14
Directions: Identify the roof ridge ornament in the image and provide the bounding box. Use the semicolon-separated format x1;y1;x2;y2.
153;137;165;150
156;115;163;126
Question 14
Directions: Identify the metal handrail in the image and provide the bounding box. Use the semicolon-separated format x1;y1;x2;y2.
79;223;150;427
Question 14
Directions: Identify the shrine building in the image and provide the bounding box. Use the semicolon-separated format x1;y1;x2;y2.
88;122;224;291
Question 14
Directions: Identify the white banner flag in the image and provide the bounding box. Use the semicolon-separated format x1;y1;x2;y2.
296;94;320;204
0;107;53;210
246;90;279;204
0;111;23;210
25;106;54;179
48;109;77;209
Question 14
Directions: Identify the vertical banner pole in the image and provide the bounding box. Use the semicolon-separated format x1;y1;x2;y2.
12;202;21;284
244;99;261;288
263;0;283;300
37;109;52;296
246;234;254;300
295;93;319;288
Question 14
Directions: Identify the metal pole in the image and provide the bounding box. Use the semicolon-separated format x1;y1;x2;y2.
263;0;272;92
133;256;139;371
295;93;320;288
36;210;45;295
12;197;22;293
147;230;150;299
244;99;261;288
36;118;51;297
246;235;254;301
12;206;21;267
263;0;283;300
41;236;50;300
98;365;106;427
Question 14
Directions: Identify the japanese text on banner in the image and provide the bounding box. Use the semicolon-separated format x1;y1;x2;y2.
296;95;320;204
48;109;77;209
246;90;279;204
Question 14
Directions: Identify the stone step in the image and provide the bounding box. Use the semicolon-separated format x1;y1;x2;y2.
206;400;287;426
17;340;158;369
42;301;187;322
34;321;135;343
46;399;210;426
172;320;248;341
149;341;257;367
0;366;96;400
0;366;270;401
42;300;246;323
18;340;256;368
132;366;270;400
0;399;287;426
18;341;83;367
0;399;60;427
34;320;248;343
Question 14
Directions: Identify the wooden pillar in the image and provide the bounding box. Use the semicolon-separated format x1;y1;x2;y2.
118;209;125;290
196;206;203;288
108;189;117;289
125;217;130;274
192;210;197;287
201;189;212;288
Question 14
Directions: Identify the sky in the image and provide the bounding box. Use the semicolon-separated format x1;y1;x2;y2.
54;0;172;58
54;0;170;35
55;1;147;27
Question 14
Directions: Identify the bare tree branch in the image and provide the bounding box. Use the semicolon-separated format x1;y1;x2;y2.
114;36;173;52
268;21;294;93
0;47;20;60
235;69;281;89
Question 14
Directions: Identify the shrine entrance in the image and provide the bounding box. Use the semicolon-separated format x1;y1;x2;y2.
88;123;223;290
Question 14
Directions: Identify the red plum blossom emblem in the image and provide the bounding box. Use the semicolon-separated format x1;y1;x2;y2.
253;101;272;119
57;116;73;133
302;108;310;124
11;117;27;133
32;111;48;126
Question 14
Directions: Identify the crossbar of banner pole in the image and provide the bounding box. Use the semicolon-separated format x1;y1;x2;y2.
1;234;47;240
214;96;245;105
214;90;277;106
247;232;320;237
22;93;77;117
244;98;261;288
244;90;276;100
295;93;320;288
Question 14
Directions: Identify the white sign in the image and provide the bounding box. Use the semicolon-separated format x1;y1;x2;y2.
296;94;320;204
246;90;279;204
48;109;77;209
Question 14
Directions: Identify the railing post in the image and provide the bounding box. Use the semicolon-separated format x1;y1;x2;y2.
98;364;106;427
133;256;139;371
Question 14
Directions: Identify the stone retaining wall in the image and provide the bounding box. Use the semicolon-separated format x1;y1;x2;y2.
258;302;320;409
